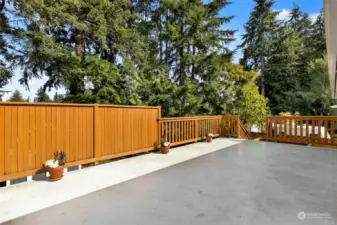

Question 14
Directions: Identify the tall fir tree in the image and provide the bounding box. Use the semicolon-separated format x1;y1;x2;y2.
239;0;279;96
34;87;51;102
8;90;25;102
0;0;13;95
135;0;236;116
10;0;148;104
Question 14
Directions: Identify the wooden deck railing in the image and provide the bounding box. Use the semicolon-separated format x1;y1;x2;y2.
221;116;240;138
0;101;245;183
159;115;243;146
266;116;337;148
159;116;222;146
238;121;252;140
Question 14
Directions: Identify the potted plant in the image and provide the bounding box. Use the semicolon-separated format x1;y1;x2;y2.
45;151;66;181
160;138;171;154
206;131;214;143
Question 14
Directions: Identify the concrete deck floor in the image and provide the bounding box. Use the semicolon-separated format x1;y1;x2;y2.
2;140;337;225
0;138;241;224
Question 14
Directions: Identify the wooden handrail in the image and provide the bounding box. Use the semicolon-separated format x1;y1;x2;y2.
267;116;337;119
239;121;252;140
159;115;223;121
266;116;337;148
160;115;239;146
0;101;161;108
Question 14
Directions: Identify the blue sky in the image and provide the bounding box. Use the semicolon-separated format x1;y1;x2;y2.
2;0;324;101
225;0;324;62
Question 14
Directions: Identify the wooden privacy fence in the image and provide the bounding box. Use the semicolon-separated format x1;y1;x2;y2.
266;116;337;148
159;115;242;146
0;102;160;182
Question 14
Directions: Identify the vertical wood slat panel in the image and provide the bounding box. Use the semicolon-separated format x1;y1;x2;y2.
81;108;86;158
29;107;36;170
56;107;61;157
11;106;18;174
0;106;3;176
4;107;11;175
22;107;29;171
34;107;41;169
17;107;24;172
0;107;5;175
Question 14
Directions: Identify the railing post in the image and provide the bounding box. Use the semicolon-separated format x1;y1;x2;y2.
195;119;198;142
332;119;335;144
237;116;240;138
93;104;100;165
266;117;269;139
158;107;161;149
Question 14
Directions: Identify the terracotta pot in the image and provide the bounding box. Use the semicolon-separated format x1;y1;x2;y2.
47;165;64;181
206;136;213;143
160;146;170;154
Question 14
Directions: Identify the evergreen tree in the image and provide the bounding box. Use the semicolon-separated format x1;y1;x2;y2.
0;0;12;91
298;57;334;115
53;92;64;103
239;0;279;96
306;9;326;60
287;4;312;37
34;87;51;102
136;0;235;115
12;0;147;104
8;90;25;102
263;26;303;114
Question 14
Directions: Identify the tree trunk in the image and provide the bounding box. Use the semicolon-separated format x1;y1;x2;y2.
179;23;185;86
191;45;196;80
74;30;85;57
0;0;5;12
70;29;85;95
260;55;265;96
165;9;170;77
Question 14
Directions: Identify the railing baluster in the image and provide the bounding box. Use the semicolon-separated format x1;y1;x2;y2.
311;120;315;144
324;119;329;144
332;120;335;144
300;119;303;141
274;119;277;140
294;118;297;142
289;118;292;140
318;119;321;144
284;119;287;140
185;121;187;141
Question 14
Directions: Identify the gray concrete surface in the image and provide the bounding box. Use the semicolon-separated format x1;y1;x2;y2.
3;141;337;225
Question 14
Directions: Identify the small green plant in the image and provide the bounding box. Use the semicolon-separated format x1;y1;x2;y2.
161;138;170;147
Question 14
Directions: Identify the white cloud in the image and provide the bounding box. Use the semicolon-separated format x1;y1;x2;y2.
276;9;291;21
275;8;320;23
310;13;319;22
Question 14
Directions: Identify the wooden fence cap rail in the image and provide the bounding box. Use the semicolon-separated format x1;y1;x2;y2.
0;101;161;109
268;116;337;119
159;115;224;121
